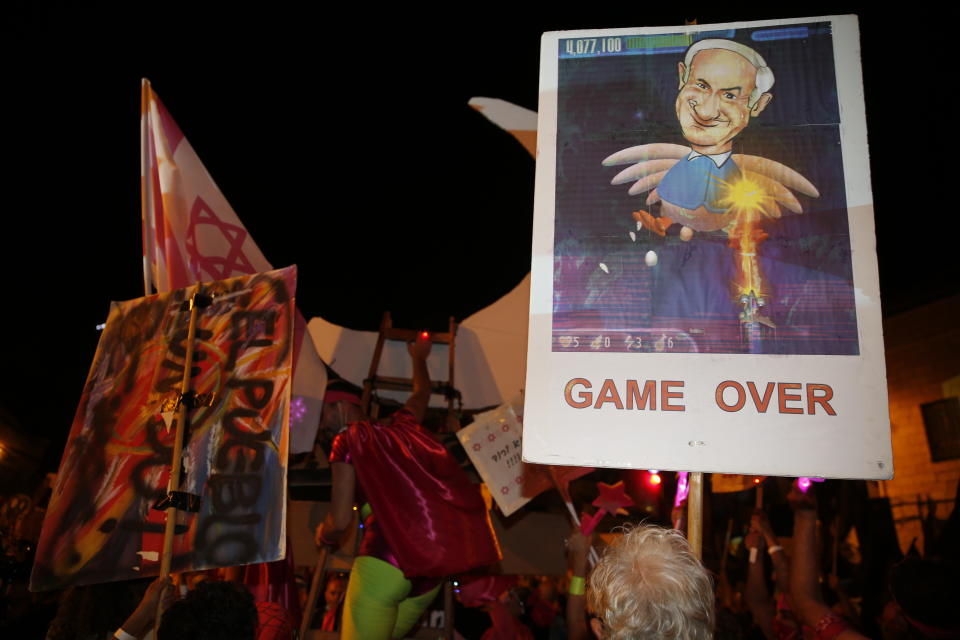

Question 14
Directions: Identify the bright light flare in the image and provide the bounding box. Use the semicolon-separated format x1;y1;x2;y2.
717;175;774;302
797;476;825;493
720;176;767;213
674;471;690;507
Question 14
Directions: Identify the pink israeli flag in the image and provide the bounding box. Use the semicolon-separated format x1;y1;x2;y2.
140;79;325;452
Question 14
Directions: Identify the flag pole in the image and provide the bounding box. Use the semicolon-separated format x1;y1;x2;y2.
156;285;202;625
687;472;704;560
140;78;154;298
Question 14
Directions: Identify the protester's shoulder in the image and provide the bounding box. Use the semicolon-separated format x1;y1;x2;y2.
389;408;419;427
328;430;353;463
330;417;389;461
385;409;444;444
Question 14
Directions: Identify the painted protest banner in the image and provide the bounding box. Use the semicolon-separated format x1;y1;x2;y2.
31;267;295;590
524;16;892;479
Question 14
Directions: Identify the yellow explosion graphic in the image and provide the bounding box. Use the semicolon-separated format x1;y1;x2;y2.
716;175;774;304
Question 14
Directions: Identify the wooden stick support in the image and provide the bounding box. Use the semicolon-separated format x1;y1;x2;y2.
446;315;456;428
687;472;704;560
444;580;455;640
299;546;329;640
156;285;202;625
360;312;391;416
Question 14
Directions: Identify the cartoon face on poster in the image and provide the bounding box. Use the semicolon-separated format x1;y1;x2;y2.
525;16;892;480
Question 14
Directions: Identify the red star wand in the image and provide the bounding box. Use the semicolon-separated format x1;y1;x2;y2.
580;481;635;535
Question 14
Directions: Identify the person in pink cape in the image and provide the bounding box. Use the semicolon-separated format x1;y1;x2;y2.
315;333;500;640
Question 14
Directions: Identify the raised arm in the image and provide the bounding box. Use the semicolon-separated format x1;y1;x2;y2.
403;333;432;424
788;484;868;640
565;530;592;640
754;509;789;594
744;519;775;639
113;576;173;639
315;462;356;548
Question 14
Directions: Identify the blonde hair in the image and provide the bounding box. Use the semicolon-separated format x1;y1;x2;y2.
587;525;714;640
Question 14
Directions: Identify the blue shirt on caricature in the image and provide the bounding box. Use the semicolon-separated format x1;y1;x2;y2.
657;152;739;213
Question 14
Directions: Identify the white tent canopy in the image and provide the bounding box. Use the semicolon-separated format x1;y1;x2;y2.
308;274;530;410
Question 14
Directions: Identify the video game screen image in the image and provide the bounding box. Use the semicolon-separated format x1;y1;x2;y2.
552;22;858;356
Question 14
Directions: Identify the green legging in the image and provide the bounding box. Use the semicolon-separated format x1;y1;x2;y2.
340;555;441;639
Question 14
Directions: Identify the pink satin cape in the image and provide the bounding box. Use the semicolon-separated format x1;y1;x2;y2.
341;410;501;577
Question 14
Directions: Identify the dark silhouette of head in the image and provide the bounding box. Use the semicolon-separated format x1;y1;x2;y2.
158;581;258;640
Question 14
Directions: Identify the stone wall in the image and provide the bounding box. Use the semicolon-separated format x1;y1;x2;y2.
880;295;960;552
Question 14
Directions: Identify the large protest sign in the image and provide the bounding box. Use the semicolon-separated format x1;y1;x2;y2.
31;267;295;590
524;16;892;479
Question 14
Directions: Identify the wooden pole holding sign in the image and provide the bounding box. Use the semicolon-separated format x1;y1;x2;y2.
159;286;201;578
444;580;455;640
687;472;704;560
155;285;202;625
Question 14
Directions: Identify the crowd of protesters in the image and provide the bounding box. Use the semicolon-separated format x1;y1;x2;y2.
1;336;959;639
2;469;959;639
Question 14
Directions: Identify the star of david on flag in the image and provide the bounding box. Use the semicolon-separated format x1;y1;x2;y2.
140;78;325;453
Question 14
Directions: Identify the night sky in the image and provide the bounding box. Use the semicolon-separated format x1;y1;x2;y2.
0;4;953;475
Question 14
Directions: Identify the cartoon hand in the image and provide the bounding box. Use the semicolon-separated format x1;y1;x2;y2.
632;210;673;236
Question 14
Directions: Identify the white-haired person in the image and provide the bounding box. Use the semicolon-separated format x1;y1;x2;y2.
585;524;715;640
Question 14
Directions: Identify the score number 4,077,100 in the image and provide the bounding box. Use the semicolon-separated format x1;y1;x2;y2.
563;37;623;55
